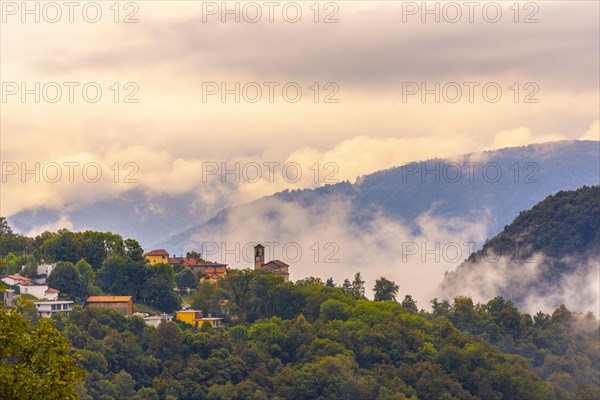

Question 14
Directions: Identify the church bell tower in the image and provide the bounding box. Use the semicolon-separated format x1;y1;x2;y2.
254;244;265;270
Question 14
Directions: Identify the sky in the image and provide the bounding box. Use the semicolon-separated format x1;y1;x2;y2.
1;0;598;218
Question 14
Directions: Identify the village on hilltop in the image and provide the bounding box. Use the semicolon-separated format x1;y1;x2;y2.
1;243;290;329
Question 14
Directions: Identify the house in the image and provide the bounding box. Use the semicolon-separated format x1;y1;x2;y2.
196;315;223;330
2;274;31;286
34;301;73;318
253;244;290;282
201;266;228;283
175;310;202;326
37;263;55;277
190;260;228;276
142;314;173;327
1;289;15;308
36;263;56;283
168;255;198;269
86;296;134;315
175;310;222;329
144;249;169;265
18;284;60;300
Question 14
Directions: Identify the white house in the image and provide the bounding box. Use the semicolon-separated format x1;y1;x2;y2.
37;263;56;277
34;301;73;318
142;314;173;327
2;274;31;286
19;284;60;300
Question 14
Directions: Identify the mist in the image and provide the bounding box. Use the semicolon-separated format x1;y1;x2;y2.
182;194;489;309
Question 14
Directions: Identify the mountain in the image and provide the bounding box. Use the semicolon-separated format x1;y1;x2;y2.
7;190;209;249
7;140;599;253
440;185;600;312
158;140;600;254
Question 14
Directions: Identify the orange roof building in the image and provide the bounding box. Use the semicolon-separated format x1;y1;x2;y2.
202;266;228;283
86;296;134;315
144;249;169;265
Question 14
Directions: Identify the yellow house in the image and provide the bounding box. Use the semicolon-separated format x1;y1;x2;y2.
144;249;169;265
176;310;202;326
175;310;222;329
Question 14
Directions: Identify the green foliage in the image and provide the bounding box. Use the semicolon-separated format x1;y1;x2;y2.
373;277;399;301
48;261;85;299
0;218;597;399
401;295;419;314
319;299;350;321
192;281;223;316
175;268;198;291
0;301;85;399
41;275;597;400
351;272;366;299
185;251;202;260
471;186;599;262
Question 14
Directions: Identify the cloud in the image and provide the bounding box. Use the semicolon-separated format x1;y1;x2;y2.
183;194;490;309
580;120;600;141
438;253;600;314
25;215;75;237
488;127;566;150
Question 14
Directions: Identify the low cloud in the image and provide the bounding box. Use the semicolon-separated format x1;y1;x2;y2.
438;253;600;315
184;194;489;309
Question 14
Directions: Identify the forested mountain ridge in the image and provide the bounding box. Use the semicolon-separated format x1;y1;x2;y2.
440;186;600;312
468;186;599;261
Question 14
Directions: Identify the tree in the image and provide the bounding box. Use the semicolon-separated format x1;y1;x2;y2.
76;258;101;296
401;295;418;314
373;277;399;301
142;278;181;313
0;300;85;399
191;281;222;316
342;279;352;294
320;299;350;321
325;277;335;287
175;269;198;291
21;263;39;280
0;217;13;236
185;251;202;261
351;273;365;299
124;239;145;263
96;256;128;294
48;261;85;299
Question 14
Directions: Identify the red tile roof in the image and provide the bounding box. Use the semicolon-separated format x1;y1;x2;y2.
264;260;289;269
195;260;228;268
45;288;60;293
6;274;31;282
144;249;169;256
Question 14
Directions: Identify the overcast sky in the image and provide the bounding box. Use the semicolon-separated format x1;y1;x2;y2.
1;0;598;217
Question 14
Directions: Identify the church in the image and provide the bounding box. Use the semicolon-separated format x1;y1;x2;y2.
253;244;290;282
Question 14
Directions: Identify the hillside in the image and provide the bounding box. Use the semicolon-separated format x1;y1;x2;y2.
440;186;600;312
469;186;599;261
158;140;600;254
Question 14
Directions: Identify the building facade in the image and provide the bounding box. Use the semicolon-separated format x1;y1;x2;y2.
34;301;73;318
253;244;290;281
86;296;134;315
144;249;169;265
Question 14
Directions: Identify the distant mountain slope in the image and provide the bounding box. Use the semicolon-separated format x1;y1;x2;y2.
7;190;207;248
440;186;600;312
159;140;600;253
